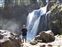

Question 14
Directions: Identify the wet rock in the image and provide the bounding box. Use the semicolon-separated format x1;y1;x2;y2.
40;45;45;47
30;40;38;45
48;44;52;47
35;31;55;43
37;40;42;43
48;4;62;35
0;34;3;39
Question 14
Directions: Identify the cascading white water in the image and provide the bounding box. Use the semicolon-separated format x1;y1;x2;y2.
26;0;49;41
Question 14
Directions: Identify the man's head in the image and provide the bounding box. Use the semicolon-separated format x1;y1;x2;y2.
23;25;25;27
22;25;26;28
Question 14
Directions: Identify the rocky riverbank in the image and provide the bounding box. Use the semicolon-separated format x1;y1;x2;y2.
0;30;62;47
22;35;62;47
0;30;22;47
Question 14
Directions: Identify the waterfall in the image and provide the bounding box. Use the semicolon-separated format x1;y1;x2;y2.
26;0;49;41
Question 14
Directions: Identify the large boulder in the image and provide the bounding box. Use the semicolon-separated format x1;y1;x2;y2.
35;31;55;43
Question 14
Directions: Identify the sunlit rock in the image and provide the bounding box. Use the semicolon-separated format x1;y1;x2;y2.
35;31;55;43
0;30;22;47
45;30;54;36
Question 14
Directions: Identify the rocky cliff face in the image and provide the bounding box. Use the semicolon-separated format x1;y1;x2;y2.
48;3;62;35
38;0;62;35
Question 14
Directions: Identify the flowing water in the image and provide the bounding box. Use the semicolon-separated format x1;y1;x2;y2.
26;0;49;41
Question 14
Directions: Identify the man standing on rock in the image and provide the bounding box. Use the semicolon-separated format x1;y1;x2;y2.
21;25;27;42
